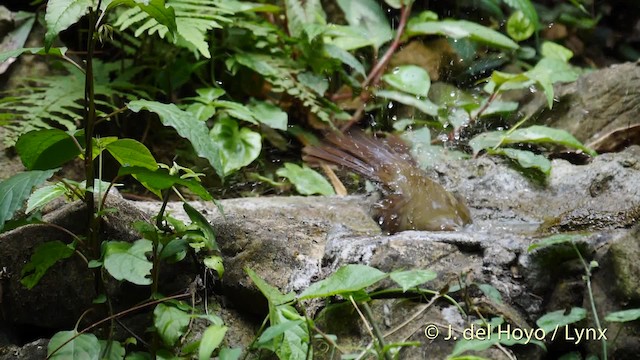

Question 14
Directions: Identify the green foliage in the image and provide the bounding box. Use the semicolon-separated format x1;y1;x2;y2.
21;240;75;289
276;163;335;196
406;17;519;49
15;129;81;170
154;303;191;346
48;330;100;360
298;264;387;299
0;61;143;145
103;239;154;285
0;169;57;231
390;269;437;292
537;307;587;332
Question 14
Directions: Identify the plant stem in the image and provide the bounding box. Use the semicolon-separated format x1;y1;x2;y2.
359;301;392;360
84;7;98;259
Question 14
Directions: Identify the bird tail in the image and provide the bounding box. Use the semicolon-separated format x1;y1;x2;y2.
302;130;412;184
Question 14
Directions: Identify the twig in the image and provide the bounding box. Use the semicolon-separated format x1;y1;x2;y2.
340;3;413;132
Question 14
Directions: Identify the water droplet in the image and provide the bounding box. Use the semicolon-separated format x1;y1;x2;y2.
388;102;394;109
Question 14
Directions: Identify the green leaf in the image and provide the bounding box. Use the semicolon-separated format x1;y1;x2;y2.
336;0;393;50
489;148;552;176
257;320;305;344
507;10;535;41
284;0;325;38
276;163;335;196
536;307;587;332
107;0;177;36
21;240;75;289
390;269;437;292
203;255;224;277
128;100;224;177
525;58;580;108
0;169;57;231
469;126;596;156
219;347;242;360
407;20;519;50
117;166;212;201
0;47;67;63
382;65;431;97
324;44;365;75
154;303;190;347
450;337;499;357
298;264;387;299
477;283;503;303
375;90;439;116
502;0;539;30
247;100;288;130
541;41;574;62
105;139;158;170
245;267;296;305
605;309;640;323
198;325;228;360
527;233;586;252
15;129;81;170
183;202;218;251
45;0;95;50
48;330;100;360
99;340;126;360
103;240;153;285
210;117;262;175
26;183;67;214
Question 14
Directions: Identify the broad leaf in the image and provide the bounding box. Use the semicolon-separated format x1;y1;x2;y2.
0;169;57;231
375;90;439;116
450;337;499;357
541;41;573;62
203;255;224;277
382;65;431;97
247;100;288;130
210;117;262;175
103;240;153;285
336;0;393;50
0;47;67;63
276;163;335;196
219;347;242;360
128;100;224;177
105;139;158;170
536;307;587;332
45;0;95;50
324;44;365;75
117;166;212;200
15;129;81;170
298;264;387;299
21;241;75;289
98;340;125;360
489;148;551;175
257;320;305;344
154;303;190;346
284;0;325;38
47;330;100;360
390;269;437;292
198;325;228;360
407;19;519;50
26;183;67;214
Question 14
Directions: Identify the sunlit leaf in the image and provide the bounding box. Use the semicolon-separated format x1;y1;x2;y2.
103;240;153;285
210;117;262;175
382;65;431;97
605;309;640;323
198;325;228;360
276;163;335;196
298;264;387;299
407;19;518;49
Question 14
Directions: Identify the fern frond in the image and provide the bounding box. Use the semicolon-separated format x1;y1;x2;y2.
0;61;145;146
232;53;340;122
114;0;235;58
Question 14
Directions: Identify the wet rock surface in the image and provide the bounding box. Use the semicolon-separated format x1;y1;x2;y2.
1;147;639;358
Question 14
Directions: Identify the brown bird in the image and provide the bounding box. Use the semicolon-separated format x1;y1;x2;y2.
303;131;472;233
